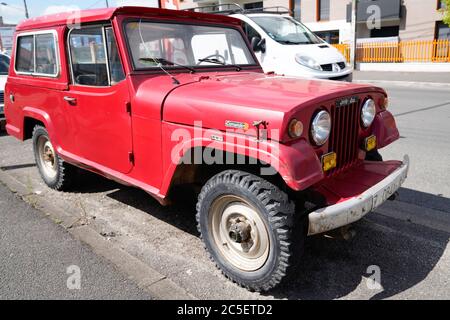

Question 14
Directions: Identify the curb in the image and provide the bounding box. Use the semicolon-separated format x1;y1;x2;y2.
354;79;450;88
0;169;196;300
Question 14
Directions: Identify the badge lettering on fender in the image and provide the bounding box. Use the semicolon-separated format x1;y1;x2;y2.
225;120;250;131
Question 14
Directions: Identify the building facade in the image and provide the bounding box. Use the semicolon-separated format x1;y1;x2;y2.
0;17;16;54
181;0;449;44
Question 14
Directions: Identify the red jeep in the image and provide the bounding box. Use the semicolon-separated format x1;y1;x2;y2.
5;7;409;291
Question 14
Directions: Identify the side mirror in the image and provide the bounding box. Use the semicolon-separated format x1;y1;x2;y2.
251;37;266;54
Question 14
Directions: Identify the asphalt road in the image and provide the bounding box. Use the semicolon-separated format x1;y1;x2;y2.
0;182;151;300
0;84;449;300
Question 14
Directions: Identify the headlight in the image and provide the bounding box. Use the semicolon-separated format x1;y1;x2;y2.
295;54;322;71
361;99;376;128
311;111;331;146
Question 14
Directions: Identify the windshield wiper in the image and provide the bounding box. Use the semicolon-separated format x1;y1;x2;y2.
276;40;306;45
198;58;242;71
139;57;196;73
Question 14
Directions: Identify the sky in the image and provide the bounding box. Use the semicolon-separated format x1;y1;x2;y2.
0;0;161;24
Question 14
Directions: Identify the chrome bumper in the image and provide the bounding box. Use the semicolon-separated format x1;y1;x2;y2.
308;155;410;236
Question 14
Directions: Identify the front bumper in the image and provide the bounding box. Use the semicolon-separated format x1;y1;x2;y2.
308;155;410;236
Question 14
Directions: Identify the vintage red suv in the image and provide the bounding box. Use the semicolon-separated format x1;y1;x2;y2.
5;7;409;291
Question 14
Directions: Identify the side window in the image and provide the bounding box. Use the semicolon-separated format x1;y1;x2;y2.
35;34;58;75
16;35;35;73
105;28;125;84
241;21;261;44
69;26;125;86
16;33;58;76
69;27;108;86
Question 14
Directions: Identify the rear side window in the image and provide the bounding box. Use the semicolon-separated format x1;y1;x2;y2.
36;34;58;75
16;35;35;73
15;32;59;77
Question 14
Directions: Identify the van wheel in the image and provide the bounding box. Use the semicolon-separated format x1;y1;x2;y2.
196;170;306;292
32;126;76;191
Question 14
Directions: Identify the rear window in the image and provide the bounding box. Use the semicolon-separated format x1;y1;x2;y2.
15;32;59;77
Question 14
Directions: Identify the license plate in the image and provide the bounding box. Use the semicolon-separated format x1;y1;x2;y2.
372;170;406;209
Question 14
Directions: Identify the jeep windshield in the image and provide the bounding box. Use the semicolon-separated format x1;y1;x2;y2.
250;16;322;45
0;54;10;75
125;21;256;71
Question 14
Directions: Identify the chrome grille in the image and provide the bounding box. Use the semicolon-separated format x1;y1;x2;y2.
327;97;361;177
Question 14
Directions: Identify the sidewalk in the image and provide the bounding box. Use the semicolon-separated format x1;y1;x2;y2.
353;71;450;87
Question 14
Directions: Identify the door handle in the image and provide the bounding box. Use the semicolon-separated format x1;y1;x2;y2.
64;96;77;105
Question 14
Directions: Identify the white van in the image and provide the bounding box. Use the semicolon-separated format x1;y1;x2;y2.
189;5;352;81
0;53;9;129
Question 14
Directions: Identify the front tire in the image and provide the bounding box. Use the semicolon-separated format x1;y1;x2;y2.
32;125;76;191
196;170;306;292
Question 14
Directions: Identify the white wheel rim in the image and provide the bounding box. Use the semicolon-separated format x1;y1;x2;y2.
37;136;57;179
209;195;270;272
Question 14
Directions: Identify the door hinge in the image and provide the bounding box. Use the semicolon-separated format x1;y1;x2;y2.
128;152;135;165
126;102;132;115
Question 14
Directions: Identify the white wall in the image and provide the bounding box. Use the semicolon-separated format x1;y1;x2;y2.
357;63;450;72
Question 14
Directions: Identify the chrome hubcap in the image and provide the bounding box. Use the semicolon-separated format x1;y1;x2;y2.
209;196;270;272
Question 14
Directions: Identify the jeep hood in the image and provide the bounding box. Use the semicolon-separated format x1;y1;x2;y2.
163;72;384;141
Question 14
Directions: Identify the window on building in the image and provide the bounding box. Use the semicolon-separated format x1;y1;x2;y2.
16;32;58;76
244;2;263;10
438;0;446;9
370;26;400;38
292;0;301;21
317;0;330;21
436;21;450;40
315;30;339;44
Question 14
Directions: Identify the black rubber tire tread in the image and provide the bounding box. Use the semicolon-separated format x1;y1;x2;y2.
32;125;76;191
196;170;306;292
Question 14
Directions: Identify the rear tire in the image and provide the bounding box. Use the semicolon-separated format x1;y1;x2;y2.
32;125;76;191
196;170;306;292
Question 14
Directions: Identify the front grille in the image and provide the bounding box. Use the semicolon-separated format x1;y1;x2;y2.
0;91;4;105
321;64;332;71
321;62;347;72
327;97;361;177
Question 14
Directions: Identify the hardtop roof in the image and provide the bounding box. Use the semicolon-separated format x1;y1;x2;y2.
16;6;241;31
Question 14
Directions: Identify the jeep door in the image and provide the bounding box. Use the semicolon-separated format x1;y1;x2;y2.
65;25;133;174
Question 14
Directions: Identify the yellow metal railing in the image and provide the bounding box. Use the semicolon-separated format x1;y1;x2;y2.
332;40;450;63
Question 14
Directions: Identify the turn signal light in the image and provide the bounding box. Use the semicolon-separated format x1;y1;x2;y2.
322;152;337;172
365;135;377;152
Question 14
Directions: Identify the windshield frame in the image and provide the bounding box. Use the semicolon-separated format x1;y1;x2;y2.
0;54;10;75
249;15;324;45
122;18;260;73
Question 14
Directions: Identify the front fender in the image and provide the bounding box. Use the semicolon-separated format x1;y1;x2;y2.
373;110;400;149
160;122;324;195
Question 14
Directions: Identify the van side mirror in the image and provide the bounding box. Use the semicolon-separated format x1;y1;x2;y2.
251;37;266;54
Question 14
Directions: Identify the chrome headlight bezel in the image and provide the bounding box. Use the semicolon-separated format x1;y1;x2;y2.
311;110;331;146
361;99;376;128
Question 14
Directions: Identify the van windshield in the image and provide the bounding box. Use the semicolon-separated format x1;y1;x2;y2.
0;54;10;75
250;16;322;45
125;21;256;71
